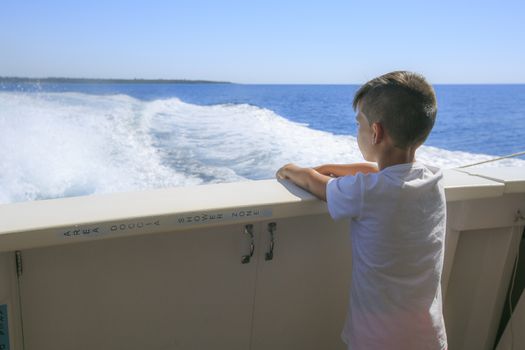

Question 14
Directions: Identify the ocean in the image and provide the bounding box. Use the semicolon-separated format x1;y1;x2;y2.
1;82;524;204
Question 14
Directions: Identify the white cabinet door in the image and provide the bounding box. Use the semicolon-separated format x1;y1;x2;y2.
251;214;351;350
19;224;258;350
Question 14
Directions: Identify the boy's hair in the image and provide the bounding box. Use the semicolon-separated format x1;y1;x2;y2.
353;71;437;149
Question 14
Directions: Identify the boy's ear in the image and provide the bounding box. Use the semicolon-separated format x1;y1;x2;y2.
371;122;384;144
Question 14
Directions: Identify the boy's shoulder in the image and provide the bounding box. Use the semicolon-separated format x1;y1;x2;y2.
326;162;443;221
333;162;443;198
377;162;442;182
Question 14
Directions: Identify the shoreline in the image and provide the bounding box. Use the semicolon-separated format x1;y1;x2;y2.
0;77;232;84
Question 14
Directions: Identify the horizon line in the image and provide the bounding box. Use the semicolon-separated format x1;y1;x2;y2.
1;76;524;85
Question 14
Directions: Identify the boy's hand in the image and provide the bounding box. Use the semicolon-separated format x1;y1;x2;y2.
313;165;336;177
276;163;330;201
276;163;298;180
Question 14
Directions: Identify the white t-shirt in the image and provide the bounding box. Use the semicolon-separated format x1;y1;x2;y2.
326;162;448;350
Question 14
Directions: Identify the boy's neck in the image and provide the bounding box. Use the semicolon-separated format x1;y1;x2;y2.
376;146;417;171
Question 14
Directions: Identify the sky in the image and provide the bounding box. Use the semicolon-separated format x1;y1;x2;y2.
1;0;524;84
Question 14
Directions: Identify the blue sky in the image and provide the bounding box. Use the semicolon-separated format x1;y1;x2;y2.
1;0;524;83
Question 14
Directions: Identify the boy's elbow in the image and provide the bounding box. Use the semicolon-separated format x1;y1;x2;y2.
306;169;328;201
314;185;327;202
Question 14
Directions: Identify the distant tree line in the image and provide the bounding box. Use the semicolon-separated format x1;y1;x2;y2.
0;77;232;84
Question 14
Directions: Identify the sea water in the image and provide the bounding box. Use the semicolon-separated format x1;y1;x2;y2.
1;83;524;204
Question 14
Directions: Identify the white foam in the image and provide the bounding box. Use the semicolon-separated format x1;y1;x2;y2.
0;92;200;204
1;92;523;204
144;97;525;170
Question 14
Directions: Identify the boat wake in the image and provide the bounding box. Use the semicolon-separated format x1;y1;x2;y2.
1;91;523;204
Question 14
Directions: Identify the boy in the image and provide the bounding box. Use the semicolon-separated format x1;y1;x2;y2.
276;71;447;350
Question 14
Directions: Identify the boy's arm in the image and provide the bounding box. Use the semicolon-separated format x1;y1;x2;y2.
314;163;378;177
276;163;331;201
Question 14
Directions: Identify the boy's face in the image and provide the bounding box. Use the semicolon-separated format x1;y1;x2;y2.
356;102;376;162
